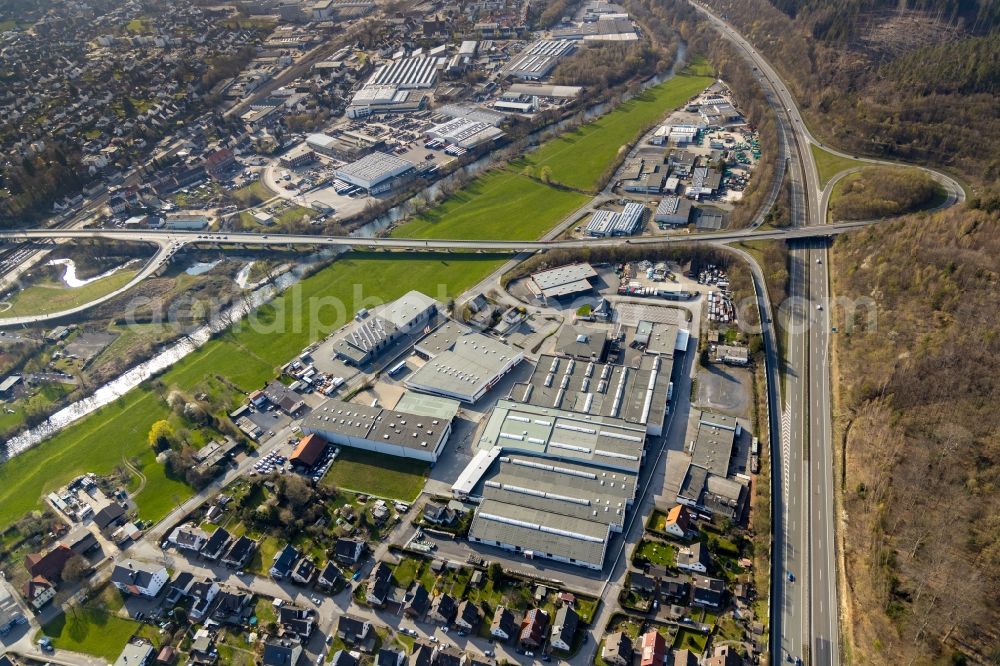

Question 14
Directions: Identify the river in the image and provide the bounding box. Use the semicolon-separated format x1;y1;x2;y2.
47;258;139;288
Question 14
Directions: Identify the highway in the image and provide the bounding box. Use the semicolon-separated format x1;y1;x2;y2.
687;3;836;664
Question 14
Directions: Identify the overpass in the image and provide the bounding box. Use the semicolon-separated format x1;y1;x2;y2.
0;219;878;254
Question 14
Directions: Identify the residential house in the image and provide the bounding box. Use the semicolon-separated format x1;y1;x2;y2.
330;652;358;666
22;576;56;610
403;583;430;618
410;644;435;666
423;504;456;526
210;590;253;625
676;543;710;574
671;649;699;666
113;641;155;666
168;524;209;552
221;535;257;569
334;538;364;565
200;528;231;560
270;544;300;579
94;503;127;532
454;599;480;632
550;606;578;652
629;572;656;594
337;615;372;645
262;641;302;666
317;561;344;591
190;633;216;664
110;560;168;598
518;608;549;649
602;631;633;666
375;648;405;666
24;545;73;582
291;557;316;585
279;605;314;640
61;527;99;556
156;646;177;664
691;575;725;608
490;606;516;641
663;505;692;538
188;581;220;621
430;647;467;666
430;593;457;625
165;572;195;605
659;576;690;604
366;562;393;607
639;630;666;666
703;645;742;666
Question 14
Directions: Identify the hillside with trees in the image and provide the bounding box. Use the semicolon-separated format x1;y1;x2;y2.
699;0;1000;184
831;207;1000;664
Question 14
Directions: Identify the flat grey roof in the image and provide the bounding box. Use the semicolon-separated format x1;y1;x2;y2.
476;399;646;473
394;392;461;422
511;354;671;429
469;498;609;568
376;290;439;329
531;263;598;298
554;324;607;359
414;320;472;358
406;334;520;401
644;322;679;358
692;411;738;477
302;398;451;451
480;453;636;530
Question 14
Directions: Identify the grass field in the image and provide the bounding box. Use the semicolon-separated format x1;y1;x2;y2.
524;58;715;192
0;253;504;530
810;144;865;188
231;180;275;207
322;447;429;501
393;168;589;241
39;586;137;660
2;269;138;317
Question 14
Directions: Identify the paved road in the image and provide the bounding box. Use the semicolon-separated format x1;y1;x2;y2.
686;3;840;664
0;219;878;253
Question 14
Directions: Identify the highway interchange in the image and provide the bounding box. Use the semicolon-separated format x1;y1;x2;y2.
0;4;968;664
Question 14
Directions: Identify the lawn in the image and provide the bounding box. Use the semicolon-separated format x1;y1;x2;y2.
322;447;429;501
230;180;275;207
673;627;709;653
394;168;589;241
635;539;677;567
810;144;865;188
2;269;138;317
38;586;137;660
524;58;714;192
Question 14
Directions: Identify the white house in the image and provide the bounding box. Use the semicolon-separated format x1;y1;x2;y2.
168;524;209;552
111;559;169;598
676;542;710;574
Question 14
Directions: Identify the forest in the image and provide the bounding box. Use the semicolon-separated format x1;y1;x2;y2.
832;207;1000;664
700;0;1000;187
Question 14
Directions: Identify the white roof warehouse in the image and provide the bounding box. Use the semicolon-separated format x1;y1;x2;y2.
405;333;523;404
334;151;416;194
